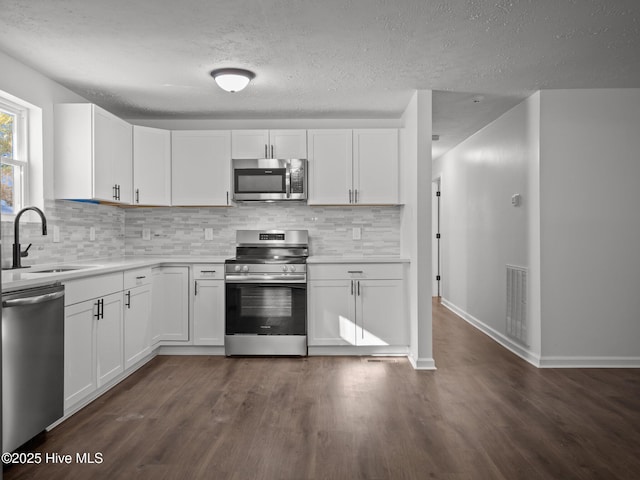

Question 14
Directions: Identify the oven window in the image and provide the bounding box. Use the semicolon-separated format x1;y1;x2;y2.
226;283;306;335
235;169;286;193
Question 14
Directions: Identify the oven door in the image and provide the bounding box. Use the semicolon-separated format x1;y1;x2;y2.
225;282;306;335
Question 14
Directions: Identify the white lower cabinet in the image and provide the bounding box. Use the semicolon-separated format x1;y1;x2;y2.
96;293;125;385
63;273;124;411
193;265;225;346
151;266;189;344
123;268;153;369
308;264;407;348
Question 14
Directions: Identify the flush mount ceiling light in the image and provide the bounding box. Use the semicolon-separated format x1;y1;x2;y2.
210;68;255;93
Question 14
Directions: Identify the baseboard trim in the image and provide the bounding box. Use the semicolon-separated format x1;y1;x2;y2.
308;346;409;356
407;354;437;370
538;356;640;368
440;298;542;368
157;345;225;355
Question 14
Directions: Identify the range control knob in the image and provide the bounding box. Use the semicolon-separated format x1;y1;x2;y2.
234;265;241;272
289;265;296;272
241;265;249;273
282;265;289;272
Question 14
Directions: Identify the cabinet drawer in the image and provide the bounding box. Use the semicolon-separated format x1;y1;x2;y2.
309;263;403;280
64;272;123;306
193;264;224;280
124;267;152;289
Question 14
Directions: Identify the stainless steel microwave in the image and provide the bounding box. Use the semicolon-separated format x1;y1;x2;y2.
232;158;307;202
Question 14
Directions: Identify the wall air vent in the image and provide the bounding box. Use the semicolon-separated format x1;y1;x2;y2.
506;265;528;346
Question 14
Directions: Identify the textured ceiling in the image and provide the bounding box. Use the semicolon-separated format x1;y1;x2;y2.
1;0;639;158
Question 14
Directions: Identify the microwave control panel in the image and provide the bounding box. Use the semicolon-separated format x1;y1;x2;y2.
290;168;304;194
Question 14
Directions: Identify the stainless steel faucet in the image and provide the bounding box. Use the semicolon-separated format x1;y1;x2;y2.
12;206;48;269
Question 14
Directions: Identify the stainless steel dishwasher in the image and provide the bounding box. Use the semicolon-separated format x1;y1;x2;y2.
2;283;65;453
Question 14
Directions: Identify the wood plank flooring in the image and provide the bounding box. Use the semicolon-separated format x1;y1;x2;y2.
4;298;640;479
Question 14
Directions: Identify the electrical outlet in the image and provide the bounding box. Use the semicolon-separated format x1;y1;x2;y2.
205;228;214;241
53;225;60;243
89;227;96;241
352;227;361;240
142;228;151;241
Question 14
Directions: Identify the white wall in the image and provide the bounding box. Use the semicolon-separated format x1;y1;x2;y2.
0;50;87;203
400;90;434;369
433;94;541;363
539;89;640;366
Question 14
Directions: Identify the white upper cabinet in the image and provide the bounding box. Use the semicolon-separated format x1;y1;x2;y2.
171;130;231;206
307;129;353;205
308;128;399;205
231;129;307;159
132;126;171;206
54;103;133;204
353;129;399;205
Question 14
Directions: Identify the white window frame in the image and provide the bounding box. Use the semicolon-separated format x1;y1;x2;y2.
1;96;29;217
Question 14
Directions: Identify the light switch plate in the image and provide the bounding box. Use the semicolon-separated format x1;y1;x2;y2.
205;228;214;241
142;228;151;241
89;227;96;241
352;227;361;240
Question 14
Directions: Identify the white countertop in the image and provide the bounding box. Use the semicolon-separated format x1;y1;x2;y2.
1;256;228;292
307;256;409;264
2;255;409;292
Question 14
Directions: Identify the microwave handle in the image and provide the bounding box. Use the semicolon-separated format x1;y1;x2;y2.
285;167;291;198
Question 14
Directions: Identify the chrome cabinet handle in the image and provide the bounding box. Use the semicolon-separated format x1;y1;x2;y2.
265;144;268;158
351;280;354;295
135;188;140;204
136;275;146;280
347;270;363;274
194;280;198;296
349;189;352;203
271;144;274;158
125;291;131;309
355;189;359;203
357;280;360;296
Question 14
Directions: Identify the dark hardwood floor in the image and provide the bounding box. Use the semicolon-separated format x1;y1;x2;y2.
5;298;640;479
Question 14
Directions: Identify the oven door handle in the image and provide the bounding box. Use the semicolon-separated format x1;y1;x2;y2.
225;274;307;283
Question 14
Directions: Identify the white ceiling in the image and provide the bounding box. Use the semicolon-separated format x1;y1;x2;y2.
1;0;639;158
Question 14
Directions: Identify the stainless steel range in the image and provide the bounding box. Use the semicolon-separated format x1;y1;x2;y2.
225;230;308;356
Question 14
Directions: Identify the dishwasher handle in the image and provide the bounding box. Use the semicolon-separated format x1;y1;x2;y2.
3;290;64;308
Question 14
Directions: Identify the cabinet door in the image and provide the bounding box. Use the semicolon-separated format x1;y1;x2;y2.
270;130;307;158
193;280;225;345
231;130;269;158
171;131;231;206
96;292;124;386
133;126;171;205
307;129;353;205
93;107;117;202
64;300;97;411
111;116;133;204
93;106;132;204
356;279;407;346
124;284;153;369
353;129;399;204
308;280;356;346
151;266;189;343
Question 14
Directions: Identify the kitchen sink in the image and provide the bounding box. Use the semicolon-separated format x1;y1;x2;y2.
27;265;99;274
33;267;85;273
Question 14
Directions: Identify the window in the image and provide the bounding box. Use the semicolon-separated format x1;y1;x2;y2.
1;98;28;215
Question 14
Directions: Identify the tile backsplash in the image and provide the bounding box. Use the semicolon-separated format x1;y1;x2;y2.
1;200;125;268
125;203;401;257
1;201;401;266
